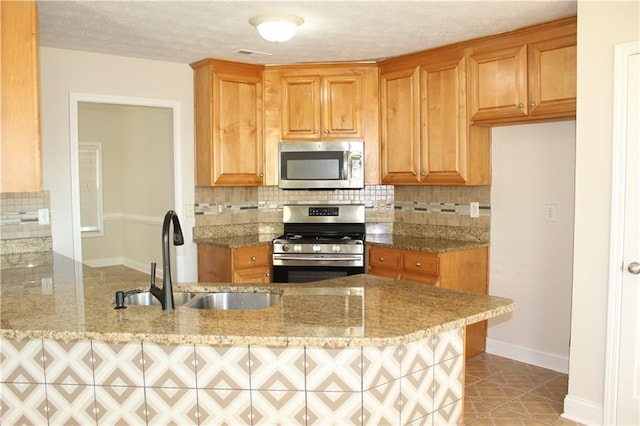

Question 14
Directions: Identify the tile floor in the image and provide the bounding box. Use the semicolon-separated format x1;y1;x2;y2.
95;265;584;425
464;353;583;425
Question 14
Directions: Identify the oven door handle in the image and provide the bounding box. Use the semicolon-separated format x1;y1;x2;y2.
273;255;363;262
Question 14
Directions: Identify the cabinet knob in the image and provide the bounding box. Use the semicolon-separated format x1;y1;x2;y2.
529;101;536;108
324;129;329;134
415;262;422;267
313;129;318;134
379;257;385;262
259;173;263;177
266;272;271;277
421;172;426;177
517;103;524;109
251;256;257;261
629;262;640;275
412;171;417;176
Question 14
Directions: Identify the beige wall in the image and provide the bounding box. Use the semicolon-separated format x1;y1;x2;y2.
79;103;173;272
488;121;575;373
565;1;640;423
39;47;197;281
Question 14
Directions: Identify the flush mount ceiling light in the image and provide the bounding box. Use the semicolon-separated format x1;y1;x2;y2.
249;14;304;43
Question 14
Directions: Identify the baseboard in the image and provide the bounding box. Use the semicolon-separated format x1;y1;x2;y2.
83;257;124;268
83;257;163;278
123;258;163;278
563;394;603;425
485;337;569;373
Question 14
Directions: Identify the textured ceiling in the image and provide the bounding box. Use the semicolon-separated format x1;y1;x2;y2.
37;1;577;65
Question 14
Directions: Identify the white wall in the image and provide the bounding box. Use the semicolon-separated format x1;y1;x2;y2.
488;121;575;373
39;47;197;281
565;1;640;424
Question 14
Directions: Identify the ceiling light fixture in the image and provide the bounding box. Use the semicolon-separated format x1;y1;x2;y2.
249;14;304;43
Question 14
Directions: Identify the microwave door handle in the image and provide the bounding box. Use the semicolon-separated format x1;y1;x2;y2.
344;151;349;180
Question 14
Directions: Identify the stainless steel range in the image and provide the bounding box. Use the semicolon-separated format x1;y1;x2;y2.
272;204;366;283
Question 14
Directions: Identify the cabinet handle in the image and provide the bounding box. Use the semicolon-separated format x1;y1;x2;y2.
415;262;422;267
379;257;385;262
517;103;524;109
324;129;329;134
529;101;536;108
251;256;257;261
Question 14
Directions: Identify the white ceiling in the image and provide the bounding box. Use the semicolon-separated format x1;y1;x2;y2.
37;0;577;66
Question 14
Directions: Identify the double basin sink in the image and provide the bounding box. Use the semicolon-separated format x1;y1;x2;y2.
123;290;281;311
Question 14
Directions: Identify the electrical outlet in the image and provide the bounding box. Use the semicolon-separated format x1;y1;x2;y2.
545;203;557;222
470;202;480;218
41;277;53;295
38;208;50;225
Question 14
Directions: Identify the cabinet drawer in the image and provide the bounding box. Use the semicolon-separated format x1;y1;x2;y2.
403;252;439;276
233;245;271;269
369;246;403;270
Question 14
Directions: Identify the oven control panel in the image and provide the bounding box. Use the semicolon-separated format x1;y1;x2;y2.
308;207;339;216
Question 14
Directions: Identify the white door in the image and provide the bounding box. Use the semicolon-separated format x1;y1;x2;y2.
605;40;640;425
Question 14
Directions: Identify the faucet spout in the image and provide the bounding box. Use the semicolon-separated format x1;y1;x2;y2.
150;210;184;310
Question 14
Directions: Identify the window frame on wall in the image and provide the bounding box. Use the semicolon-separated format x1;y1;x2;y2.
78;141;104;236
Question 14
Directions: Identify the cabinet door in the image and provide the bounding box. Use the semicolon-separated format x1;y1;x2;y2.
212;71;263;185
528;35;576;117
380;67;421;184
281;76;321;140
193;60;263;186
322;74;363;139
469;43;528;121
1;0;41;192
233;245;271;269
420;55;468;184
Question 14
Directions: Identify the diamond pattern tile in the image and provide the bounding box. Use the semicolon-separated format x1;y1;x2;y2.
306;391;363;425
142;342;196;388
362;379;400;425
45;383;97;425
92;340;144;387
94;386;146;425
197;388;252;425
400;336;434;376
306;346;363;392
250;389;306;425
401;366;434;424
362;345;400;390
43;339;93;385
0;382;48;425
145;387;198;425
0;337;45;383
434;327;464;364
195;344;250;390
249;346;305;391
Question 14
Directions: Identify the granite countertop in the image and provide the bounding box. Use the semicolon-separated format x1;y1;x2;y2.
0;253;513;348
365;234;489;253
195;233;488;253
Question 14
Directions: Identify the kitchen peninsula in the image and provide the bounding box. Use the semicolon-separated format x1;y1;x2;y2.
0;253;513;425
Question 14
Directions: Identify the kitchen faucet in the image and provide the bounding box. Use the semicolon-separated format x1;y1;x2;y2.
150;210;184;310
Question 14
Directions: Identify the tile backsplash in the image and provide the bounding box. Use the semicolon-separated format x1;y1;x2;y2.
195;185;490;233
0;191;53;255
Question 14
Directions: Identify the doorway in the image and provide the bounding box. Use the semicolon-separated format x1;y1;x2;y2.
70;94;183;278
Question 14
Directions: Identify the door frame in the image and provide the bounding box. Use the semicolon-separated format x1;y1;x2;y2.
69;93;185;277
603;39;640;425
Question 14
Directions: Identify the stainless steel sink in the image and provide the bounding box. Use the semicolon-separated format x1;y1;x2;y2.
186;292;281;310
123;291;196;306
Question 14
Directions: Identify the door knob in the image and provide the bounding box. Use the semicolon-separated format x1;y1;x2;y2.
628;262;640;275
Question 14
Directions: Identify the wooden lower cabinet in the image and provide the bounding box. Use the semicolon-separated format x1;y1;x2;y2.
368;245;489;357
198;244;272;284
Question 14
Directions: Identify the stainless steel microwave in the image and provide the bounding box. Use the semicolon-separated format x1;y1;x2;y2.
278;141;364;190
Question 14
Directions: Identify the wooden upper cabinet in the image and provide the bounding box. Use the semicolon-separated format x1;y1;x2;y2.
191;59;264;186
281;72;364;140
1;0;42;193
468;17;576;124
420;53;469;184
528;34;576;117
380;50;491;186
379;66;421;184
